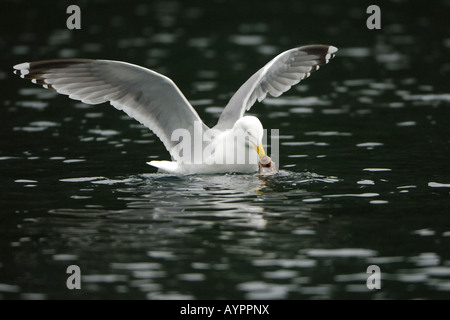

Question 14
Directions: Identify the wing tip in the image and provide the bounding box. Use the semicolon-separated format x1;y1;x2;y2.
325;45;338;63
13;59;91;76
13;62;31;78
297;44;338;63
13;62;30;71
328;46;338;54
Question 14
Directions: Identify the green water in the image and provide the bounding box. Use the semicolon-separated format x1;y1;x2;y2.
1;0;450;299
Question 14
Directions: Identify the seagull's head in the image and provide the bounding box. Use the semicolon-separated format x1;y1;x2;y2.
234;116;266;158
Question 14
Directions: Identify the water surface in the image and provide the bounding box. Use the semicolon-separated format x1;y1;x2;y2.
1;0;450;299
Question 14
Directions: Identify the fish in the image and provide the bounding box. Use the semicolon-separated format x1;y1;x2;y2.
258;155;277;176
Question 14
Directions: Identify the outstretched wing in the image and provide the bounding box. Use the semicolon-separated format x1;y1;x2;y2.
214;45;337;130
13;59;208;160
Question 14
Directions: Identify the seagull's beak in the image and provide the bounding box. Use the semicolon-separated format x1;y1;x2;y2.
251;141;266;157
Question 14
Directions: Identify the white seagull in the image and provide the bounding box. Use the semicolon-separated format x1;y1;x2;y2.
13;44;337;174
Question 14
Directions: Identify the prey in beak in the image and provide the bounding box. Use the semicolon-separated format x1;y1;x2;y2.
258;155;277;176
250;141;277;175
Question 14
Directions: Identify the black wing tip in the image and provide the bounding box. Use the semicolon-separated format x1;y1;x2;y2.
298;44;338;65
13;59;91;89
298;44;338;53
299;44;337;53
13;58;92;73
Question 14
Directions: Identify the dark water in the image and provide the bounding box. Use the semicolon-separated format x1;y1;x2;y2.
1;0;450;299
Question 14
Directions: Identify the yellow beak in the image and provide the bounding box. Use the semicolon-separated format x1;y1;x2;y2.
251;142;266;157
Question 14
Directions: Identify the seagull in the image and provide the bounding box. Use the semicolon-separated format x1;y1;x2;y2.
13;44;337;174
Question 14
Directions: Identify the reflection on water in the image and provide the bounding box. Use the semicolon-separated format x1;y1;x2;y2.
4;166;450;299
1;0;450;299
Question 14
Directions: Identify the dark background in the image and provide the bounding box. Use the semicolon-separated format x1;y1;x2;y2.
0;0;449;300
